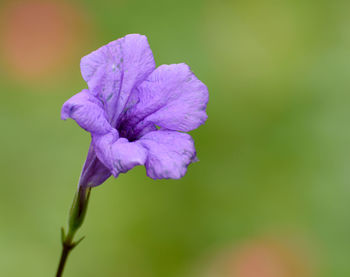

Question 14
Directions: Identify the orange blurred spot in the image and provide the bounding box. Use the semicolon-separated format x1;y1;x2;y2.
198;236;316;277
1;0;90;82
231;240;311;277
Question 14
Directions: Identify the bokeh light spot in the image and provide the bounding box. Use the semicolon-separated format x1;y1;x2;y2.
195;236;317;277
1;0;90;83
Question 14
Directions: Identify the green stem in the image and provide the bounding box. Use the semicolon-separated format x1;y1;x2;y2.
56;240;74;277
55;186;91;277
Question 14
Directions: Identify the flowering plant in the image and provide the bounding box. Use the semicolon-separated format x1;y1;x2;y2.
56;34;208;276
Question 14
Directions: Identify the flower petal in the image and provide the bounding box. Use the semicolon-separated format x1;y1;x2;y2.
80;34;156;127
123;63;208;136
78;144;111;187
91;130;196;180
138;130;197;179
92;133;147;178
61;89;112;135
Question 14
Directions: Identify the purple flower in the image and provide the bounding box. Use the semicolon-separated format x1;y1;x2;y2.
61;34;208;187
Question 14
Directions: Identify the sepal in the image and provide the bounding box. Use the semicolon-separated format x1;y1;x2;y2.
60;186;91;249
68;186;91;234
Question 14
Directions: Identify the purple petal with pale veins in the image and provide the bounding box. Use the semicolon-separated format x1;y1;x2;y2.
61;89;112;135
123;63;208;135
93;134;147;177
80;34;156;127
90;130;196;180
138;130;197;179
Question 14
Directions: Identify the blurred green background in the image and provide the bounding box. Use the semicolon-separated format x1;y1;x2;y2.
1;0;350;276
